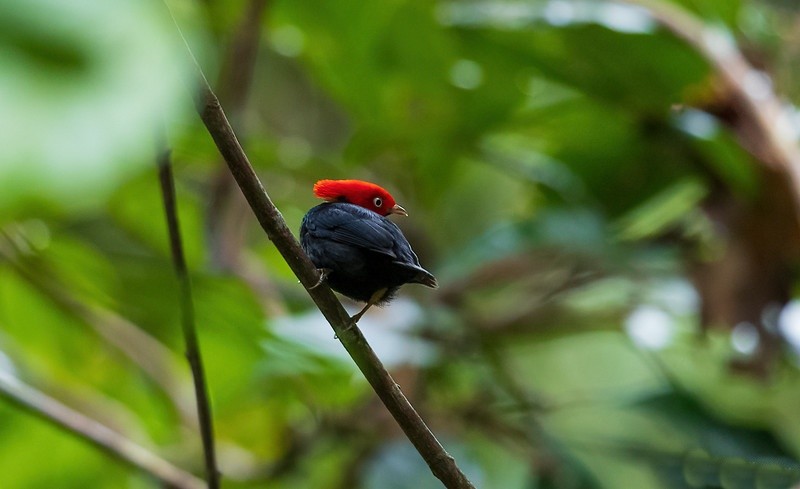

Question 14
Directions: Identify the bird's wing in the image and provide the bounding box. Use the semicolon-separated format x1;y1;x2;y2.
309;204;401;259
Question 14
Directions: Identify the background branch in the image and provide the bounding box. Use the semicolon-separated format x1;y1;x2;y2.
0;372;204;489
627;0;800;220
0;232;195;424
206;0;286;317
624;0;800;377
156;140;220;488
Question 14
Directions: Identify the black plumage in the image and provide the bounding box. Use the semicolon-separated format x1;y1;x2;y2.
300;202;437;307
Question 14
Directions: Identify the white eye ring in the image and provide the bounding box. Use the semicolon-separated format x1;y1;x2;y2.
373;197;383;208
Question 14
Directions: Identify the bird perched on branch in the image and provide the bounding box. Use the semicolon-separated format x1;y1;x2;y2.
300;179;437;322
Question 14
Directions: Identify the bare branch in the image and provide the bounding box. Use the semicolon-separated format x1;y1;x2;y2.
156;140;221;488
0;373;204;489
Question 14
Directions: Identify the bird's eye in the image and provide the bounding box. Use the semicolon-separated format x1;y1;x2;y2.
373;197;383;208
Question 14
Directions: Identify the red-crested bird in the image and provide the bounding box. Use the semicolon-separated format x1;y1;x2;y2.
300;179;437;322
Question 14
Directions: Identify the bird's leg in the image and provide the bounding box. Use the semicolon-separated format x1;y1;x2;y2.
349;304;372;324
349;288;387;323
308;268;332;290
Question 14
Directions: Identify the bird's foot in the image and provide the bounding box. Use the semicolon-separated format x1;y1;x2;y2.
308;268;332;290
347;288;386;323
349;309;368;324
335;314;360;339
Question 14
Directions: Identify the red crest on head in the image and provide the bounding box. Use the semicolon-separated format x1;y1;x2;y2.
313;179;401;216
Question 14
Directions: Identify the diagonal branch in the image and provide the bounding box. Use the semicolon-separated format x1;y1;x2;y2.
0;372;204;489
156;140;220;488
166;11;476;489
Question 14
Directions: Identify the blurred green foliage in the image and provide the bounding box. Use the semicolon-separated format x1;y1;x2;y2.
2;0;800;488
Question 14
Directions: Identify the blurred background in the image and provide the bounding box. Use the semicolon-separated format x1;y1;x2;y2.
2;0;800;487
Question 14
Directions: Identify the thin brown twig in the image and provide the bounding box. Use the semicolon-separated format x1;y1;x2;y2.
0;372;204;489
165;8;476;488
156;140;220;488
215;0;269;117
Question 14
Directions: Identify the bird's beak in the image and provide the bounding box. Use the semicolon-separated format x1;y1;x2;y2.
390;204;408;217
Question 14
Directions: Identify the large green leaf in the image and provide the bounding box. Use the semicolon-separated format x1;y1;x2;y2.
0;0;193;214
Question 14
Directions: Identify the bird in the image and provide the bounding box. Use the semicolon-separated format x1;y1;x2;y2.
300;179;437;322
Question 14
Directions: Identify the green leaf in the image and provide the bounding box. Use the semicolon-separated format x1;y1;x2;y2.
0;0;194;213
615;177;707;241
